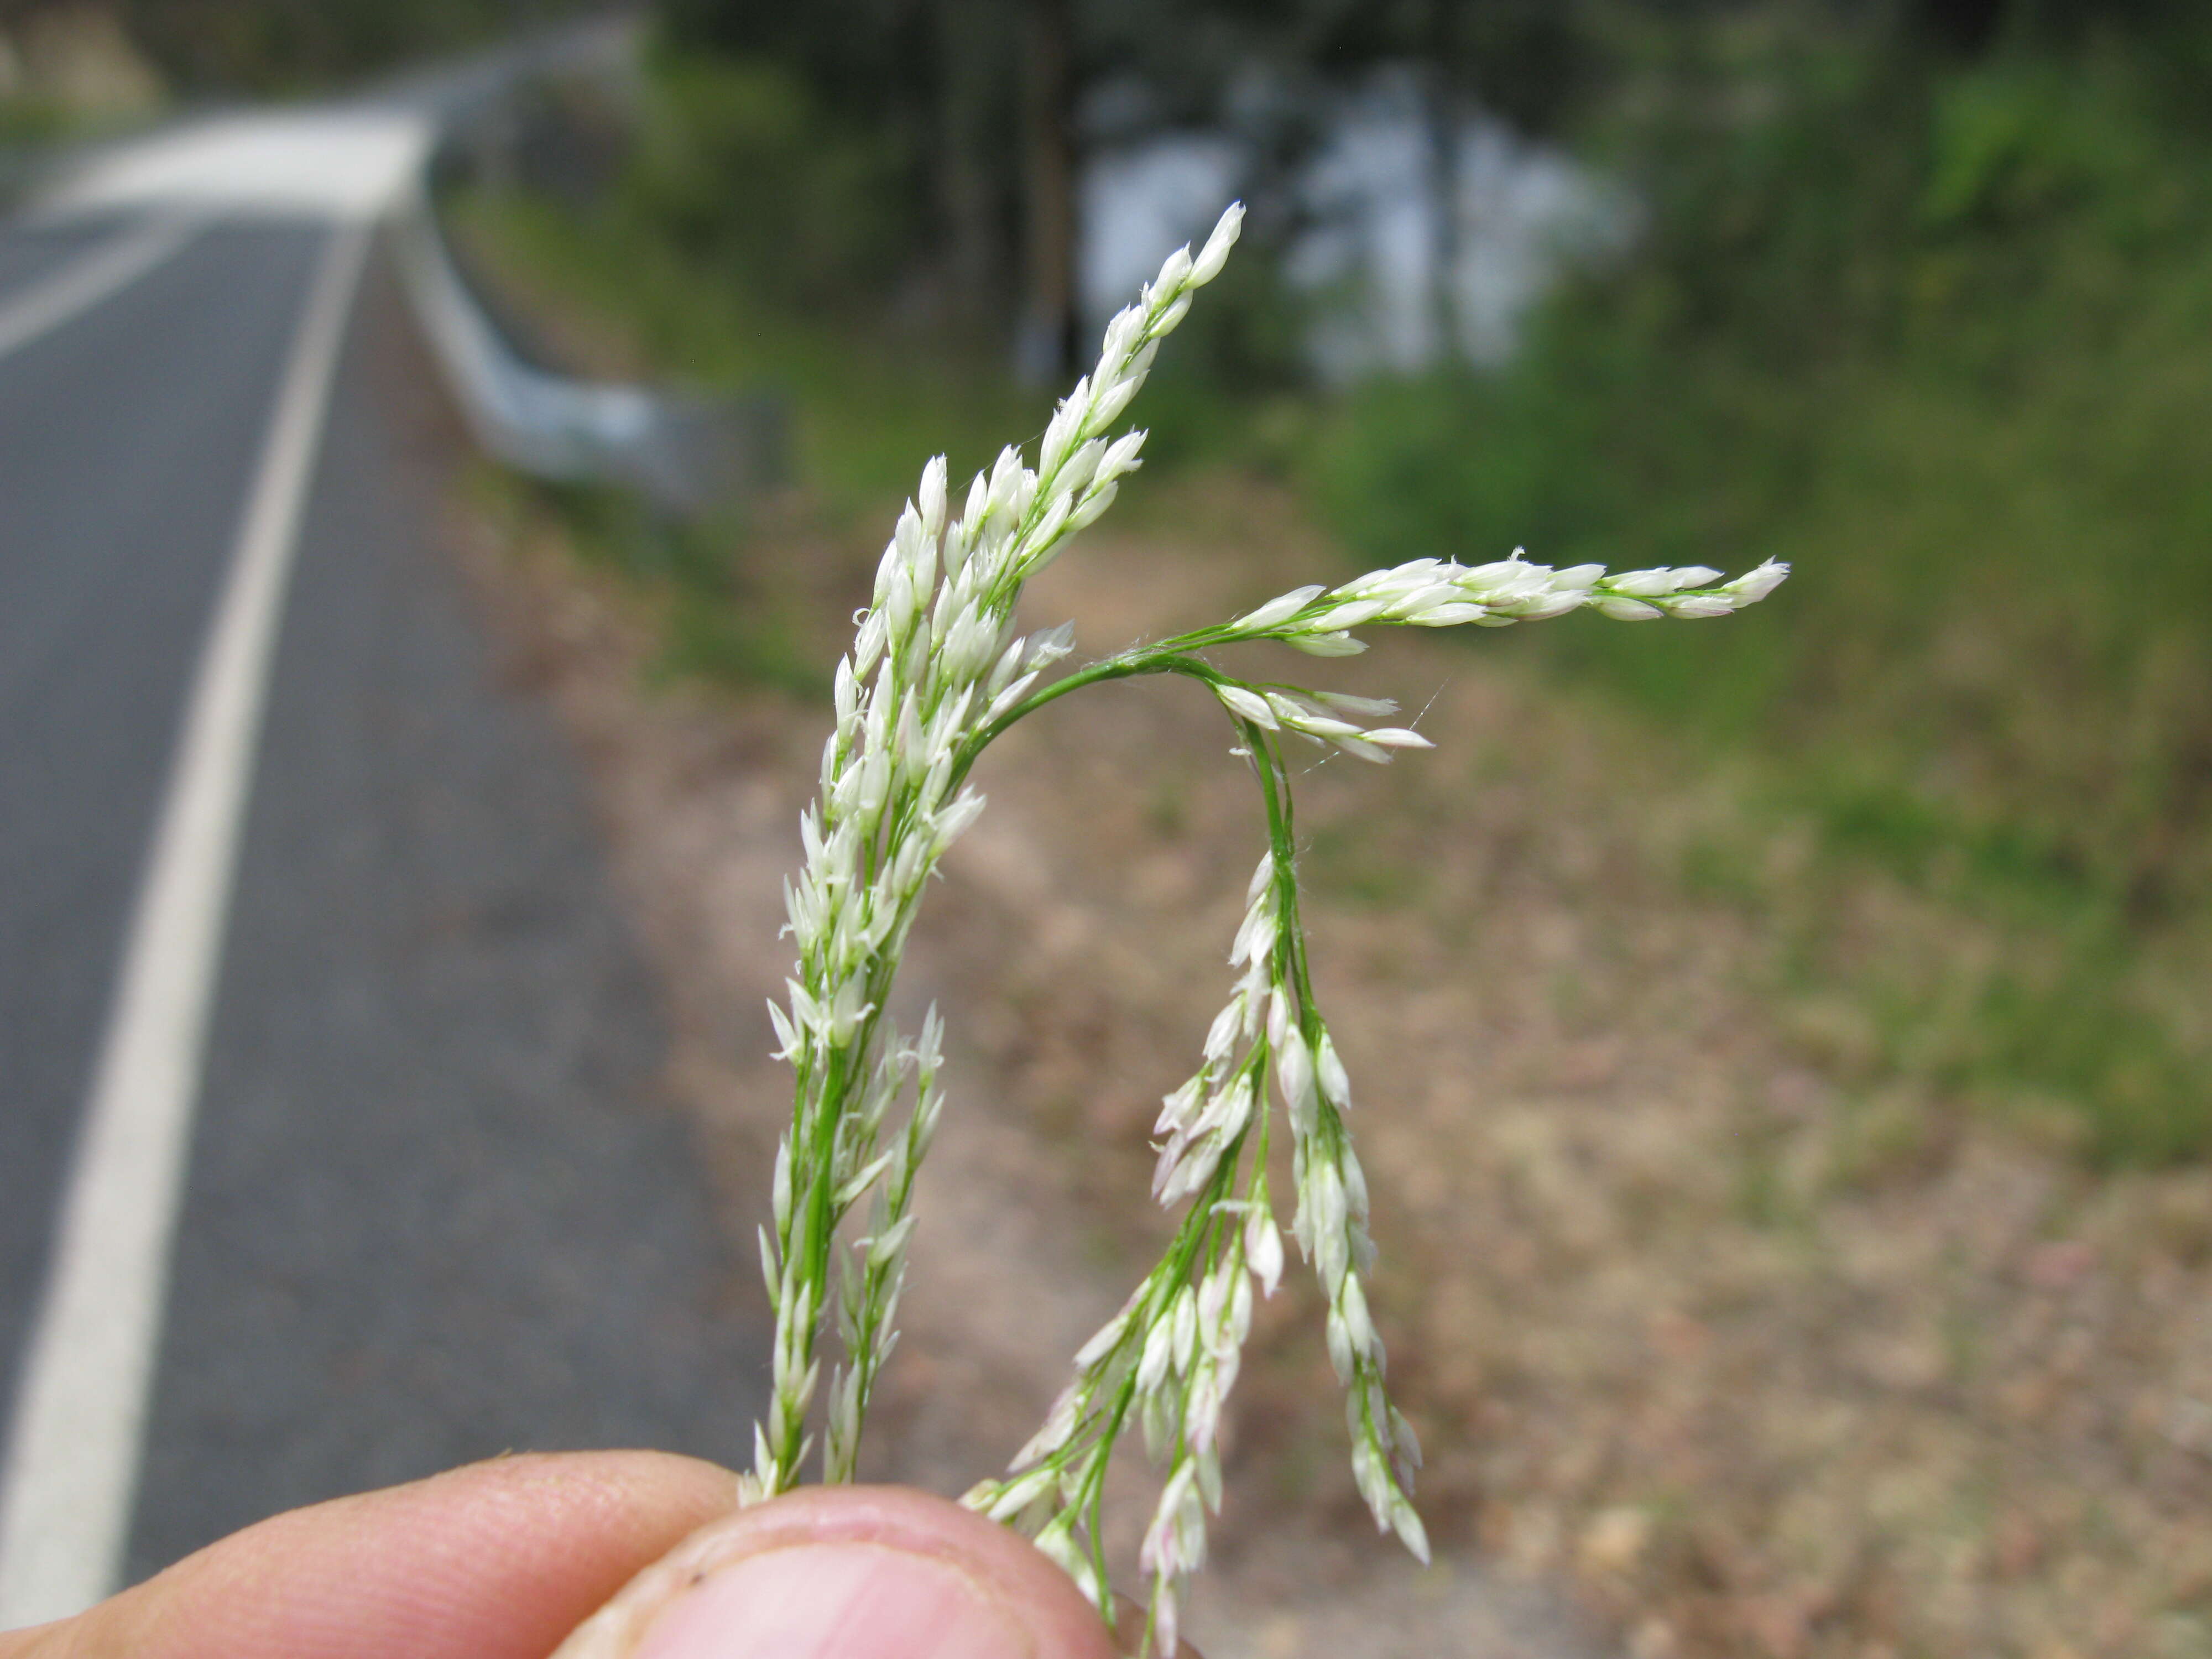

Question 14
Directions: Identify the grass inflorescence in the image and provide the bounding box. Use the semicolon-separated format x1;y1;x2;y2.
746;205;1786;1655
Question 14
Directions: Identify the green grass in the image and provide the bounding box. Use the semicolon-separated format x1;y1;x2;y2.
1307;34;2212;1162
461;23;2212;1162
448;188;1048;520
523;474;834;698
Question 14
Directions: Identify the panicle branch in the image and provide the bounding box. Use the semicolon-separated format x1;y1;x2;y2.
750;204;1247;1501
752;192;1789;1656
1214;550;1790;661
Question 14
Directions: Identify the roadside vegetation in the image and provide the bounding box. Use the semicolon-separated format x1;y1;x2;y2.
452;5;2212;1655
1317;21;2212;1167
467;5;2212;1167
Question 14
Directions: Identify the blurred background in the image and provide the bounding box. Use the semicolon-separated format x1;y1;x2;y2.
4;1;2211;1655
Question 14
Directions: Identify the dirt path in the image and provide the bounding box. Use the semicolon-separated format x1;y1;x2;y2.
455;471;2212;1659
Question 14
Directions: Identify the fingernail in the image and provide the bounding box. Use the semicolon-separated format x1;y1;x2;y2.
632;1540;1034;1659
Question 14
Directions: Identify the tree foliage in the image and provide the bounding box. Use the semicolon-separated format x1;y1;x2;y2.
91;0;582;94
650;0;1620;367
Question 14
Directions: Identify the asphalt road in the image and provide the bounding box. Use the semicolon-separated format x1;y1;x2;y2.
0;218;114;298
0;205;763;1604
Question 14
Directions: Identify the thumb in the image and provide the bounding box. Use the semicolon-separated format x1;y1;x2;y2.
555;1485;1194;1659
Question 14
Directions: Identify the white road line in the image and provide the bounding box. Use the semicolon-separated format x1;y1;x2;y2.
0;219;372;1627
0;216;200;365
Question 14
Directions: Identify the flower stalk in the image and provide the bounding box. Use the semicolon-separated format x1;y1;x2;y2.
748;200;1788;1655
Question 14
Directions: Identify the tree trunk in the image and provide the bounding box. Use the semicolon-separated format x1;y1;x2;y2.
935;0;1005;333
1015;0;1077;384
1425;0;1463;366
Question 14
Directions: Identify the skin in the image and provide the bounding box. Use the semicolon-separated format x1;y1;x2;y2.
0;1453;738;1659
0;1458;1193;1659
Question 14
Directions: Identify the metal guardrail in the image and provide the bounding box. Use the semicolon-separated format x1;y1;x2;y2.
380;18;785;517
390;176;783;515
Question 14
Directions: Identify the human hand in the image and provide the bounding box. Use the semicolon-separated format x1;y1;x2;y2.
0;1454;1194;1658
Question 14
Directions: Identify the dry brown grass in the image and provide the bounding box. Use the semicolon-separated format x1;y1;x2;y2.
457;468;2212;1659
